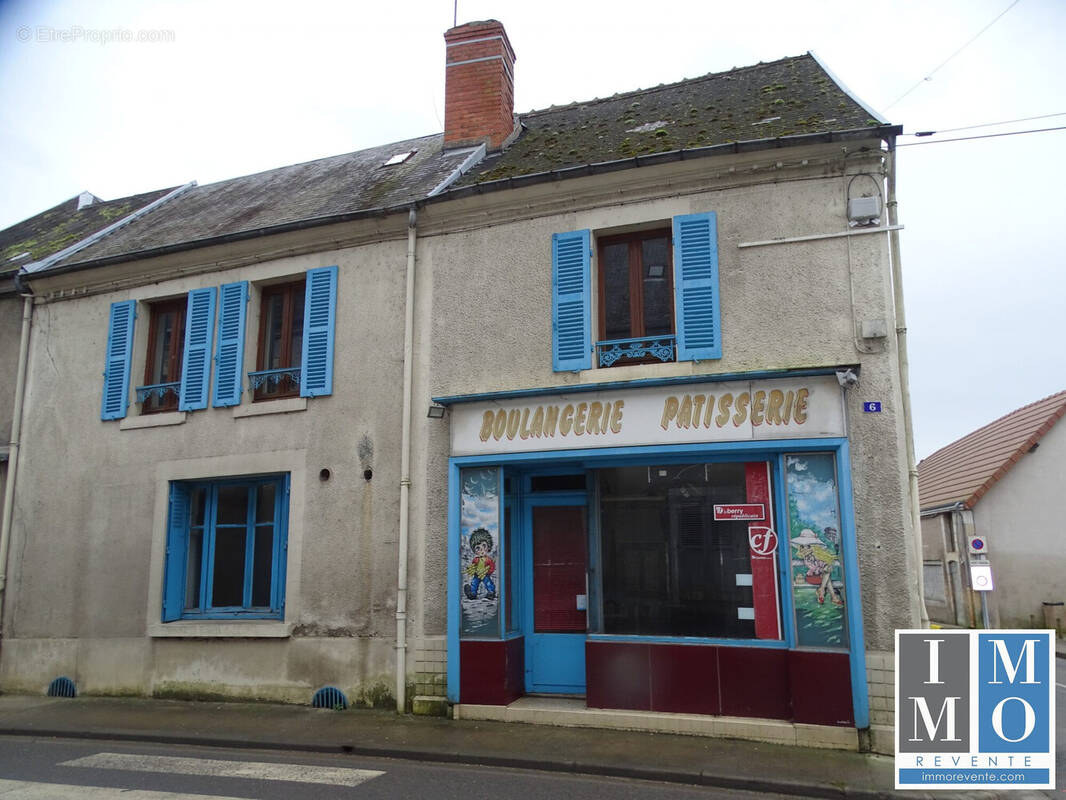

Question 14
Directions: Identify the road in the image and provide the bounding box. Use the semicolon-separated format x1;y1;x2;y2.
0;736;799;800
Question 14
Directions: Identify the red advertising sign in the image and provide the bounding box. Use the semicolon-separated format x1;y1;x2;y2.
713;503;765;521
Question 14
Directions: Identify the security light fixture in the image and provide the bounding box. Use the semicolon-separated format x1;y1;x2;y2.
835;369;859;389
427;404;447;419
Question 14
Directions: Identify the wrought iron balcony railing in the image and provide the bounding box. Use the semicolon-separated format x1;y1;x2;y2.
248;367;301;391
135;382;180;404
596;335;676;368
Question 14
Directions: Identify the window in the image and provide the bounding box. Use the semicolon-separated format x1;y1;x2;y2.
162;474;289;621
254;279;305;400
597;462;775;639
101;266;336;420
598;229;674;365
141;298;186;413
245;265;338;402
551;212;721;371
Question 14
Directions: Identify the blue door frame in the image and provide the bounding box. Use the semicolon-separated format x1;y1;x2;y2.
446;438;869;729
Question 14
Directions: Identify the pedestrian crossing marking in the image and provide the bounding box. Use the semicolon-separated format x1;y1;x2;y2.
61;752;384;787
0;778;248;799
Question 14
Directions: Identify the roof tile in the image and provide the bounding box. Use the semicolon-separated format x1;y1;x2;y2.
917;390;1066;510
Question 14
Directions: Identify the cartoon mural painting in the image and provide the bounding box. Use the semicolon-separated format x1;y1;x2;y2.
792;529;842;605
459;467;502;637
785;454;848;647
464;528;497;600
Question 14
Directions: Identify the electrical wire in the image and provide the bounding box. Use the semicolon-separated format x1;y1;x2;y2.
896;125;1066;146
884;0;1022;111
901;111;1066;137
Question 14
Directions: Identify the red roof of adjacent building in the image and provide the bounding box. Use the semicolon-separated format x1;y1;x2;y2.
917;390;1066;511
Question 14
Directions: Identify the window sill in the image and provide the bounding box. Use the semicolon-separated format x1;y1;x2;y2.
120;411;187;430
148;620;291;638
232;397;307;418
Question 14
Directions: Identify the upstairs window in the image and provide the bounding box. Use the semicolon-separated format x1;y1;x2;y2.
141;298;186;413
254;279;305;401
552;212;721;372
101;267;335;420
598;229;674;365
119;286;215;418
246;265;337;401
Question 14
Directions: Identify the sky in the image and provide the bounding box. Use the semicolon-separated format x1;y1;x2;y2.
1;0;1063;460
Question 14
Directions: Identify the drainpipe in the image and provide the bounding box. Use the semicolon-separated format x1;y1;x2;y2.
886;139;930;627
0;286;34;636
395;207;417;712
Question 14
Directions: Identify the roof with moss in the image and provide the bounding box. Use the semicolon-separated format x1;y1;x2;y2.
0;189;178;278
42;134;473;271
23;52;892;275
458;53;885;185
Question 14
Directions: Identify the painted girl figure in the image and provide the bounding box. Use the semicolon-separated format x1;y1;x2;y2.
792;529;843;606
464;527;497;600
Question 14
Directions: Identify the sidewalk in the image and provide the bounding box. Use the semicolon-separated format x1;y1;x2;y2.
0;693;1050;799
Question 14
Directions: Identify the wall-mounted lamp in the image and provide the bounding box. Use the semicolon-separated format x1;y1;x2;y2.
427;404;447;419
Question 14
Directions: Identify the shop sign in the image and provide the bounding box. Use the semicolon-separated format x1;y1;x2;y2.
714;503;765;521
748;526;778;556
450;376;845;456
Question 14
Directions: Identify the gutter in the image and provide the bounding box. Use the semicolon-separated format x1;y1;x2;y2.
0;292;34;633
31;126;901;280
395;207;418;713
885;138;929;627
919;501;966;518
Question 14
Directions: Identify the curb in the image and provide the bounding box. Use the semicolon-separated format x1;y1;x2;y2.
0;726;894;800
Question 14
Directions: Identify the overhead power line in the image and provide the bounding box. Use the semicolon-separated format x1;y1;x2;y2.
902;111;1066;137
884;0;1023;111
896;125;1066;147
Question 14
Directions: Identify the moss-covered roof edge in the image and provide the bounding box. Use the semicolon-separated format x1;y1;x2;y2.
32;124;900;281
435;124;901;202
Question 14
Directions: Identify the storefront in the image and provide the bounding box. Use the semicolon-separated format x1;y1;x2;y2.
443;372;869;729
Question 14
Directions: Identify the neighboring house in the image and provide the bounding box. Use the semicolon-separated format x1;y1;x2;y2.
0;20;919;755
918;390;1066;632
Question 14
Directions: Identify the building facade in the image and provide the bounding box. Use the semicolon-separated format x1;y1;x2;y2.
919;390;1066;632
0;21;918;754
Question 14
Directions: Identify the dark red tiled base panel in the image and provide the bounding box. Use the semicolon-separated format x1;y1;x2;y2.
585;641;853;725
788;649;854;726
460;638;524;705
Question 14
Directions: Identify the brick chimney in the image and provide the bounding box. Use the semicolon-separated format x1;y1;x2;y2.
443;20;516;151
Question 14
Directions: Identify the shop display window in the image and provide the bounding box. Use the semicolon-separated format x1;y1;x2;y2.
597;462;769;638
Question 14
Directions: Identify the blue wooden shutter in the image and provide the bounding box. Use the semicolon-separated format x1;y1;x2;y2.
178;287;217;411
101;300;136;420
300;265;337;398
673;212;722;361
212;281;248;407
552;230;591;371
162;482;190;622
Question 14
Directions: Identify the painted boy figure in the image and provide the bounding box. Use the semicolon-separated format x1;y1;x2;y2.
464;527;497;600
